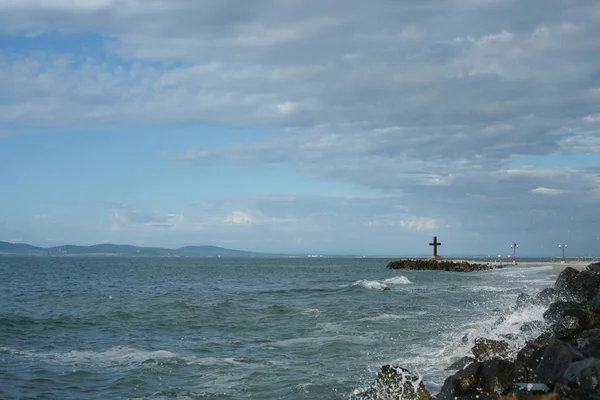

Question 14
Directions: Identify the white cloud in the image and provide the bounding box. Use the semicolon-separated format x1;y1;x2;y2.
224;211;254;225
529;187;565;196
399;217;440;231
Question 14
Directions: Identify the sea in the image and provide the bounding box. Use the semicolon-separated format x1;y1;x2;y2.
0;256;559;399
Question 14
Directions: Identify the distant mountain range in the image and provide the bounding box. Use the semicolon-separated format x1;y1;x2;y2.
0;241;273;258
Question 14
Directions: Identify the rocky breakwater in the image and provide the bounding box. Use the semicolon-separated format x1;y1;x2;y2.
360;262;600;400
387;259;504;272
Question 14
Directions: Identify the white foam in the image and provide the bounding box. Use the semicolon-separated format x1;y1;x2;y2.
359;313;411;322
350;275;412;290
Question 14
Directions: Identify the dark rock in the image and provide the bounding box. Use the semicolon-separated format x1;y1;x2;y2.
446;356;476;371
532;288;557;307
510;382;551;396
592;293;600;314
533;339;584;385
472;338;510;361
358;365;432;400
554;267;581;300
553;382;600;400
586;262;600;274
516;293;533;309
560;357;600;393
437;361;482;400
480;359;517;396
542;301;584;323
386;259;503;272
514;334;551;382
520;321;546;333
575;329;600;357
573;270;600;301
553;308;589;341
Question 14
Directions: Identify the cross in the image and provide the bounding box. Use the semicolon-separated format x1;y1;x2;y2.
429;236;441;257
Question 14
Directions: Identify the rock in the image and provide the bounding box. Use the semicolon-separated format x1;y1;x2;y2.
542;301;584;323
358;365;432;400
520;321;546;333
437;361;482;400
554;382;600;400
586;262;600;274
516;293;533;309
573;270;600;301
591;292;600;313
514;333;551;382
386;259;503;272
532;288;557;307
472;338;509;361
533;339;584;385
560;357;600;393
446;356;476;370
479;359;517;396
575;329;600;357
553;308;589;341
554;267;581;300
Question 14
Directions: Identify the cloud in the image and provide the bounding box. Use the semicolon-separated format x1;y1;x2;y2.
224;211;254;225
529;187;564;196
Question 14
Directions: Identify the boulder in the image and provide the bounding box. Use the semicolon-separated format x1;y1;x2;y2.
554;267;581;300
437;361;482;400
554;382;600;400
520;320;546;333
533;339;584;385
479;359;517;396
472;338;510;361
575;329;600;357
508;382;551;396
586;262;600;274
532;288;557;307
514;334;550;382
572;270;600;301
446;356;476;371
553;308;590;341
516;293;533;309
560;357;600;393
591;292;600;314
542;301;584;323
358;365;432;400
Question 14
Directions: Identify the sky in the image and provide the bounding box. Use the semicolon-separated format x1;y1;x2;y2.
1;0;599;256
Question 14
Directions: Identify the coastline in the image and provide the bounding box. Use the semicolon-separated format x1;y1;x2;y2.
361;261;600;399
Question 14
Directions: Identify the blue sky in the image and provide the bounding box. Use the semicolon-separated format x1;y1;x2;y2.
1;0;600;256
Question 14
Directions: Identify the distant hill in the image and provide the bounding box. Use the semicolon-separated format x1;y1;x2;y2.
0;241;271;257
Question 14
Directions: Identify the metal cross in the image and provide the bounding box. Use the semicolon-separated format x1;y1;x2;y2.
429;236;441;257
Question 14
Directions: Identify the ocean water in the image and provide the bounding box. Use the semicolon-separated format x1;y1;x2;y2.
0;257;558;399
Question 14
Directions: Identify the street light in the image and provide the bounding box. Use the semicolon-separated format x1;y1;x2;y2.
510;243;519;264
559;243;568;263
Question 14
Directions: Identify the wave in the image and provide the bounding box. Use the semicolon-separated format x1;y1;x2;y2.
349;275;412;290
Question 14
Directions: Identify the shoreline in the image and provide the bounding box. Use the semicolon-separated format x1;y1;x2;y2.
361;261;600;399
452;260;591;273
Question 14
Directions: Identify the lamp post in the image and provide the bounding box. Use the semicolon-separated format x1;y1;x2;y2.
510;243;519;264
559;243;567;263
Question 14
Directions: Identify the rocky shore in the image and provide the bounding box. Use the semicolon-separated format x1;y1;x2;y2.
360;262;600;399
387;259;505;272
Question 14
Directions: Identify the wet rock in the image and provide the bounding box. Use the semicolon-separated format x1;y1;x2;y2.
532;288;557;307
446;356;476;371
516;293;533;309
520;321;546;333
514;334;550;382
437;361;482;400
554;382;600;400
586;262;600;274
386;259;502;272
479;359;517;396
573;270;600;301
472;338;509;361
533;339;584;385
501;394;559;400
542;301;584;323
553;308;589;341
591;292;600;313
575;329;600;357
358;365;432;400
560;357;600;393
554;267;581;299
